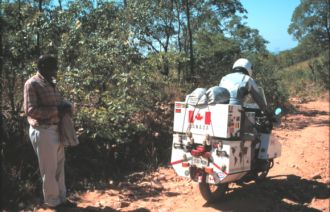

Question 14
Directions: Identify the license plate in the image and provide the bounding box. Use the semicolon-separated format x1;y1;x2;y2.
192;157;208;168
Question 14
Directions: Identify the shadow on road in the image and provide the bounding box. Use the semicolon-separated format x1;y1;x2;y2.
283;107;330;130
204;174;329;211
54;206;151;212
55;206;119;211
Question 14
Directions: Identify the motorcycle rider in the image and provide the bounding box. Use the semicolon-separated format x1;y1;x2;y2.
219;58;268;139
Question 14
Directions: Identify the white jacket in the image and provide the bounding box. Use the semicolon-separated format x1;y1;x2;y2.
219;72;267;111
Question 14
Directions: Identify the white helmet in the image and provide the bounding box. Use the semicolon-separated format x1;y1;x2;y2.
232;58;253;76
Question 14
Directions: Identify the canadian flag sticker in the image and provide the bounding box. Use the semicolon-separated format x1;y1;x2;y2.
188;111;211;125
188;111;194;123
205;112;211;125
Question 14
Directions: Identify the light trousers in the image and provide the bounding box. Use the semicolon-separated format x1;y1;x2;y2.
29;125;66;207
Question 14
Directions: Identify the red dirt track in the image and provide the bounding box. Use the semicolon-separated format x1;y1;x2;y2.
35;97;329;212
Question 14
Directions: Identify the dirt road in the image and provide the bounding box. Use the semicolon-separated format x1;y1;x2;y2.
36;98;329;212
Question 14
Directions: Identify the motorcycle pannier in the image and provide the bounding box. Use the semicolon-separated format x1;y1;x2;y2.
173;102;241;139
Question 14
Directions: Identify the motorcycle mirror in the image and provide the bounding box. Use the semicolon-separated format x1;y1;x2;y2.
275;108;282;116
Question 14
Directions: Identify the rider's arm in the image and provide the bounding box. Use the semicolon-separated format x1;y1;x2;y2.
246;78;267;112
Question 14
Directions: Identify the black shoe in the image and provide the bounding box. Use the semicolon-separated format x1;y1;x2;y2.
56;200;77;208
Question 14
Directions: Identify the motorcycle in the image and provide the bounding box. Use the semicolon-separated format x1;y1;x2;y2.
170;90;282;202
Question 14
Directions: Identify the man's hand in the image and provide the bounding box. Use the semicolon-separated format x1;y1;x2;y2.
58;101;72;117
263;110;278;123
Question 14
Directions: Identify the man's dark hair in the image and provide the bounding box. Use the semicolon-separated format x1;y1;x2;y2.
37;55;58;73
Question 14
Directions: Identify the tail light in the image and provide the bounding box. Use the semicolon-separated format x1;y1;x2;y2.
191;149;201;156
197;146;205;152
182;162;190;167
204;167;214;174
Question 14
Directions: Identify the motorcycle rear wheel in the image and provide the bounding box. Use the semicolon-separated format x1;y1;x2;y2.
199;182;228;202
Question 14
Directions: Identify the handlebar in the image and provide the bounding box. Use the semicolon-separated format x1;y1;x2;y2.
242;106;282;133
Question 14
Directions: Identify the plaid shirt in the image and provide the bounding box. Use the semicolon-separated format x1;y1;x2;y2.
24;73;63;127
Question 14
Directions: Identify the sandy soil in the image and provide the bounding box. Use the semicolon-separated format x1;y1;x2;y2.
34;98;329;212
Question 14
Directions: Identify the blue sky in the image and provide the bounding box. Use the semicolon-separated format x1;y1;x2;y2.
240;0;301;53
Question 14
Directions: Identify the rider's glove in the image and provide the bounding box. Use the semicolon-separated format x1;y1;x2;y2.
262;110;276;123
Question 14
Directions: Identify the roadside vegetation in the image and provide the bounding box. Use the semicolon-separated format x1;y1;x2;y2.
278;51;329;100
1;0;328;209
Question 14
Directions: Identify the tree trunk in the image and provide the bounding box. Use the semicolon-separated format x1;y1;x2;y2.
58;0;62;10
175;0;182;82
0;0;3;116
161;0;174;76
37;0;43;56
308;62;317;82
185;0;194;82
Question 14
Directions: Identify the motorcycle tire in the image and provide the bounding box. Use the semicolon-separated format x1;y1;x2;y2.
199;182;228;203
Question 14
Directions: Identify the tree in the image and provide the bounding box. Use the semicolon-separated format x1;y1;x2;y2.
2;1;40;114
227;16;268;55
124;0;247;81
185;0;194;80
288;0;330;49
194;31;239;85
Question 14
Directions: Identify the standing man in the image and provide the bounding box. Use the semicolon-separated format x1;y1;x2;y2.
24;55;76;209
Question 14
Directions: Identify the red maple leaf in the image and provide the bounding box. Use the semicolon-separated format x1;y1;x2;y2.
195;113;203;120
